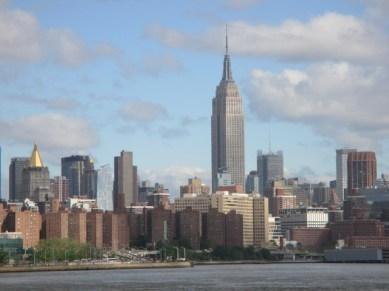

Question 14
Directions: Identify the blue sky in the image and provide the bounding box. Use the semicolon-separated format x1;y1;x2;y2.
1;0;389;198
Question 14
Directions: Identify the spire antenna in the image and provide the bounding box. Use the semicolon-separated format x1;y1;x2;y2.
225;24;229;55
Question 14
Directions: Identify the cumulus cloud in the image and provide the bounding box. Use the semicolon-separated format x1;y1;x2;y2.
119;100;168;124
145;12;388;63
0;113;98;151
0;94;80;111
247;62;389;149
141;54;184;76
141;166;210;197
0;4;118;66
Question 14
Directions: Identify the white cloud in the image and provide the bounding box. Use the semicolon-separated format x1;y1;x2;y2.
141;54;184;76
141;166;210;197
145;12;388;63
247;62;389;149
0;4;118;66
0;113;98;151
120;100;168;124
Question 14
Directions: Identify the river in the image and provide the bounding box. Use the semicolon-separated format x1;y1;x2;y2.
0;263;388;290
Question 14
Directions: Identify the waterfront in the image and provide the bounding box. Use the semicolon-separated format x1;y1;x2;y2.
0;263;388;290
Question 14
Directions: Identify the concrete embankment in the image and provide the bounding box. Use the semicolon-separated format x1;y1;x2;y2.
0;261;193;273
193;260;270;265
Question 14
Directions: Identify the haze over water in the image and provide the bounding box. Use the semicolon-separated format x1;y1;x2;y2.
0;264;388;290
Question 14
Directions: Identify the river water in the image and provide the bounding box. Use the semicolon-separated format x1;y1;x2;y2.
0;263;388;290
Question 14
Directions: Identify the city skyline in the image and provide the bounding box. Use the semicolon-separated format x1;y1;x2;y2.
1;0;389;198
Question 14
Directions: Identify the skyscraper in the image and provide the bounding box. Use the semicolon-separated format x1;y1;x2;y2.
257;150;284;195
97;164;113;211
22;144;51;202
61;155;97;198
245;171;259;194
211;29;245;192
336;149;357;201
347;151;377;196
113;151;137;210
9;157;30;202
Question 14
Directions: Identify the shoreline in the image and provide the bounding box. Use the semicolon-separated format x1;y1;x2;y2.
0;261;193;273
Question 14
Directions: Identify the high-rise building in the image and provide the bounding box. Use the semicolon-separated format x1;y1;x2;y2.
253;196;269;247
97;164;113;211
50;176;69;202
9;157;30;202
138;180;154;203
245;170;259;194
257;150;283;195
211;31;245;192
113;151;136;210
347;151;377;195
61;155;97;198
180;177;210;197
22;144;51;202
336;149;357;201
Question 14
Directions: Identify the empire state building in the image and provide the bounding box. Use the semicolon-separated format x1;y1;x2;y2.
211;31;245;192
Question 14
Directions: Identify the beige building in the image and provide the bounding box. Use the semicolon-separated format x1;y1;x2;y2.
173;194;211;214
180;177;210;197
211;192;253;246
253;196;269;247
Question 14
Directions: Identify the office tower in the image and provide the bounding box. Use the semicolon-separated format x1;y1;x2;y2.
246;170;259;194
97;164;113;211
257;150;284;195
9;157;30;202
180;177;210;197
216;169;233;189
211;30;245;192
347;151;377;195
113;151;136;210
138;180;154;203
336;149;357;201
50;176;69;202
61;155;97;198
22;144;51;202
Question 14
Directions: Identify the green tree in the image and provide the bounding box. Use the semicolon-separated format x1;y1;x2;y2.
0;249;8;265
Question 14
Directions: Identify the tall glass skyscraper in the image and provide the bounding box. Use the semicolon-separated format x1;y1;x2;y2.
257;150;284;195
336;148;357;201
211;30;245;192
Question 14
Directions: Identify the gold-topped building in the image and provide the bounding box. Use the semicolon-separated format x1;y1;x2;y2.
22;144;52;202
30;144;43;168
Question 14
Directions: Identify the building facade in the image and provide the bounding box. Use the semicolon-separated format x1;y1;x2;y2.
61;155;97;198
211;33;245;192
9;157;30;202
336;149;357;201
113;151;136;210
347;151;377;195
257;150;284;195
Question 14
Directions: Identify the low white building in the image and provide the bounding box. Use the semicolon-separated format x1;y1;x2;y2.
279;207;328;236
